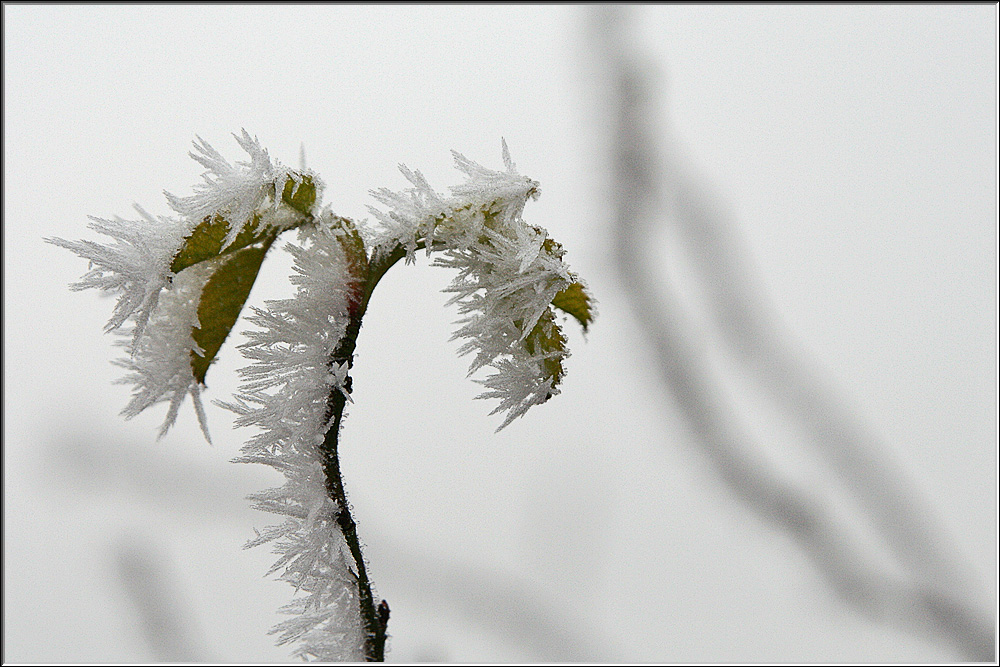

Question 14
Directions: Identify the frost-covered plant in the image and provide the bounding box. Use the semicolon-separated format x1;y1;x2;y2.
49;132;594;661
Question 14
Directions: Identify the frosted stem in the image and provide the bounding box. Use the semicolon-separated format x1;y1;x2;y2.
313;242;417;662
318;313;387;661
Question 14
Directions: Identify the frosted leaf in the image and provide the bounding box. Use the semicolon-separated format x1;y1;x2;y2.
113;260;215;441
52;132;321;440
368;142;587;429
165;130;299;250
47;206;189;352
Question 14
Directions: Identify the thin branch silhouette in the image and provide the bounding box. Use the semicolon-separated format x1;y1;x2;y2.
590;5;993;660
114;534;214;662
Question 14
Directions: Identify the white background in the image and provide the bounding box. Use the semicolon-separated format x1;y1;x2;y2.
4;5;996;662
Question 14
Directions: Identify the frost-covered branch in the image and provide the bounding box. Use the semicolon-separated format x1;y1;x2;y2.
52;134;593;661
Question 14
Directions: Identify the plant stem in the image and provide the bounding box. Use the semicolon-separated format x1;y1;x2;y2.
314;242;415;661
317;301;387;660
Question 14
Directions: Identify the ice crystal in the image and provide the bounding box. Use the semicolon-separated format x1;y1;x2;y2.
220;217;365;661
47;206;188;351
55;133;593;660
113;260;214;441
50;131;313;439
369;141;577;429
166;130;297;250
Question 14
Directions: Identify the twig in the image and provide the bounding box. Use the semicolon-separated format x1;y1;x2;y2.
592;5;993;660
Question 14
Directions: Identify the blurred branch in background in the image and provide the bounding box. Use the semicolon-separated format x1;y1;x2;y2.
590;5;993;661
113;533;215;662
372;537;617;662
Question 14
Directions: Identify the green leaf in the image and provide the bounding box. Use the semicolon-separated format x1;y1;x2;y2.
551;281;594;332
324;215;369;314
541;237;565;258
189;237;275;384
174;173;316;384
539;235;593;332
171;172;315;274
333;214;367;271
523;307;568;400
281;174;317;216
171;213;266;274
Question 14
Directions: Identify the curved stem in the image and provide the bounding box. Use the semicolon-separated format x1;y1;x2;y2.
319;309;388;660
319;361;386;660
312;241;419;661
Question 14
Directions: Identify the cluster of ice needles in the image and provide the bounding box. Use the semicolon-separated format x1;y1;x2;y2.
50;132;591;660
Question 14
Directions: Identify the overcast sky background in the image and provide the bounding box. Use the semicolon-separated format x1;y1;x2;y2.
4;5;996;663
